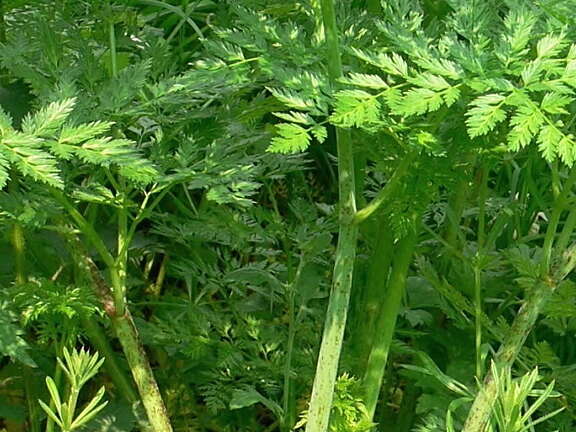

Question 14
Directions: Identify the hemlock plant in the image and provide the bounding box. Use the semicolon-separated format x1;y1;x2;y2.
1;1;576;432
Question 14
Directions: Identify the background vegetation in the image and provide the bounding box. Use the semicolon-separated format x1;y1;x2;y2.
2;1;576;431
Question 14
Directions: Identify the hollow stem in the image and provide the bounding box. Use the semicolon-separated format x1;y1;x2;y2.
304;1;358;431
362;223;417;421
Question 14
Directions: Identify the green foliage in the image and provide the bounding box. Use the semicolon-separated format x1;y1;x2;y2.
0;98;157;189
295;374;374;432
0;300;37;367
39;347;108;432
490;363;564;432
4;1;576;432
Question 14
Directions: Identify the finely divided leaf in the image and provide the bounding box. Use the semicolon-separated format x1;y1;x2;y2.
268;123;311;154
330;90;380;127
521;60;543;86
557;135;576;166
118;159;159;185
537;124;563;162
443;86;461;107
502;8;537;55
393;88;444;116
508;105;544;150
465;94;507;138
536;34;566;59
340;73;388;89
0;151;9;189
21;99;75;136
272;111;314;125
350;48;408;77
59;121;114;144
76;138;158;183
0;107;13;135
409;73;450;91
311;125;327;143
540;93;572;115
2;133;62;188
267;88;317;111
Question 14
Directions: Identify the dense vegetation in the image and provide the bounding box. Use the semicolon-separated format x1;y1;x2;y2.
2;0;576;431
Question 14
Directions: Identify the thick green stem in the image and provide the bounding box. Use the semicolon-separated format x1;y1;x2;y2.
115;183;129;316
352;221;393;375
461;282;552;432
54;192;173;431
305;2;358;432
81;318;139;404
112;311;173;432
362;225;417;421
11;222;26;285
9;177;27;285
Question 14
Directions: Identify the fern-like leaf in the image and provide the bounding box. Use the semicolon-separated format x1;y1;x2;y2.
537;124;564;162
2;132;63;188
267;123;311;154
76;138;158;183
465;94;508;137
393;88;445;116
0;106;14;135
340;73;388;89
330;90;381;127
59;121;114;145
0;151;9;189
21;99;75;137
507;105;544;150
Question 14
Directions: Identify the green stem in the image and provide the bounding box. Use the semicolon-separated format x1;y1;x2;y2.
461;282;552;432
354;152;415;224
51;190;116;270
542;166;576;272
81;317;139;404
362;224;417;421
462;164;576;432
283;255;305;432
352;221;394;375
109;21;117;78
11;222;26;285
46;341;64;432
116;181;129;316
112;311;173;432
53;193;173;431
474;165;488;380
9;177;26;285
305;2;358;432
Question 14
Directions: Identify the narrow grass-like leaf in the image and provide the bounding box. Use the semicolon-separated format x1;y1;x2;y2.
38;399;63;428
